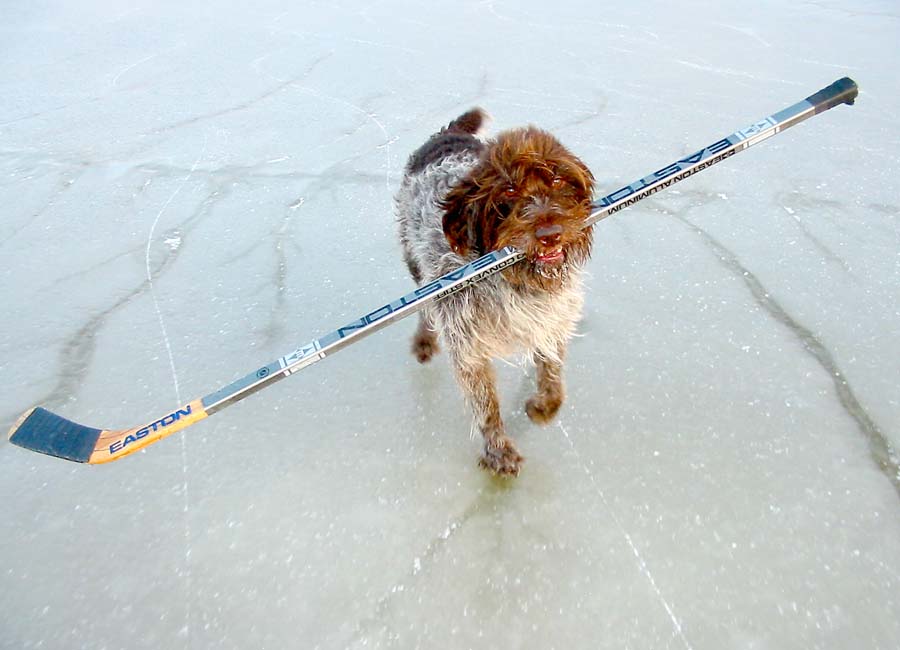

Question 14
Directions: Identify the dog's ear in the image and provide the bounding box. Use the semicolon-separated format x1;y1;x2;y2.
440;177;479;256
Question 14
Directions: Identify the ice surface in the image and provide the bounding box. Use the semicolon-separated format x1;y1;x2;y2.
2;1;899;648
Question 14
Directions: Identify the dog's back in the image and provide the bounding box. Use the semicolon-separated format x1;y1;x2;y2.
396;110;490;285
404;108;489;175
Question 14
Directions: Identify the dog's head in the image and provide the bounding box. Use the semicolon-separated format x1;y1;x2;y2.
440;126;594;289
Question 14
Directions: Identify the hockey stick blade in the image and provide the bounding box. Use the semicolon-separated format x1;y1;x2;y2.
7;77;858;464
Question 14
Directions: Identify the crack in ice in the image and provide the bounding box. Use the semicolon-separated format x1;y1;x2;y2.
345;491;496;647
668;207;900;498
144;138;206;649
559;422;695;650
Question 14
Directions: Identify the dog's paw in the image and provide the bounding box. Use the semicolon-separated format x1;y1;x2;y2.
478;437;524;477
525;394;562;424
412;333;440;363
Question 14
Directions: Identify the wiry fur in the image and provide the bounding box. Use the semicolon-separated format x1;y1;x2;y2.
396;108;595;476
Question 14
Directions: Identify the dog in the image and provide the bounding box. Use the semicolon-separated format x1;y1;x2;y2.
395;108;595;476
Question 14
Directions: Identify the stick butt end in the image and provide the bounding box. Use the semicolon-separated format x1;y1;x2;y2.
805;77;859;113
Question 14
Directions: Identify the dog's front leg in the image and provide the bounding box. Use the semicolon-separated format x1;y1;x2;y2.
526;345;566;424
454;356;524;476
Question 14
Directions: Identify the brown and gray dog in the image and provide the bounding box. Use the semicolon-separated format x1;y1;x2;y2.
395;109;595;476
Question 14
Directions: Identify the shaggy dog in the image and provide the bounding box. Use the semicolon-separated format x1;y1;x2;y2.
395;109;594;476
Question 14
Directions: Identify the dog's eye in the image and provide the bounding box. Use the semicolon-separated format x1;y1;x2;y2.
503;186;517;198
551;176;565;188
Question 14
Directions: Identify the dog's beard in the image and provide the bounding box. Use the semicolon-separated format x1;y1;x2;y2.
501;236;591;290
533;258;570;280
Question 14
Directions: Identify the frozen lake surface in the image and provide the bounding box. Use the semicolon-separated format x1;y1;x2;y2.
2;1;899;648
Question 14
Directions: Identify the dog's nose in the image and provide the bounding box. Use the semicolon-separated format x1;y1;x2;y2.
535;223;562;246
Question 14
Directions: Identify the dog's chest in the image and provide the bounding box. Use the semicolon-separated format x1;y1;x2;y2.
496;281;581;351
436;273;584;359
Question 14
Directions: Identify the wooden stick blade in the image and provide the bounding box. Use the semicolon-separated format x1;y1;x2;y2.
8;400;209;464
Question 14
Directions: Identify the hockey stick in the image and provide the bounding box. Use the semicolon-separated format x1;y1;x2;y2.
8;77;858;464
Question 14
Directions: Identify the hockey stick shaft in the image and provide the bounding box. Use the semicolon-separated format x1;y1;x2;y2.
8;77;857;464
